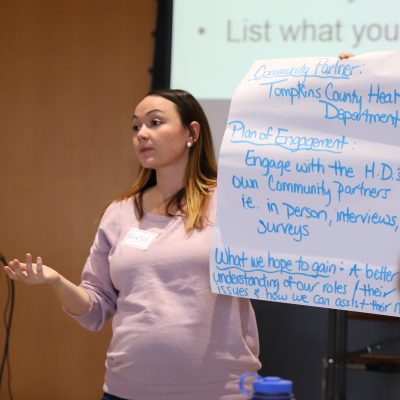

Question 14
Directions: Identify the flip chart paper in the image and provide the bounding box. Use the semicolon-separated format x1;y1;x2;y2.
210;51;400;316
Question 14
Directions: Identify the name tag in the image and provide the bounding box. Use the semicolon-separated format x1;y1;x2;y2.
121;228;159;250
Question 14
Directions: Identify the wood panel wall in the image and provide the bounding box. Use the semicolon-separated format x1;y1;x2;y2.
0;1;156;398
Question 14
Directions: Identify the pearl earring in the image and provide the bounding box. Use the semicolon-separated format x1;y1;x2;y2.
187;142;193;148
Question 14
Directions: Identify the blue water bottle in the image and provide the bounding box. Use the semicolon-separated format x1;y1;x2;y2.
239;373;295;400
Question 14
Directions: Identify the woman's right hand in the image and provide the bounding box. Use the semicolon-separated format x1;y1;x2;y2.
4;253;60;286
5;253;91;316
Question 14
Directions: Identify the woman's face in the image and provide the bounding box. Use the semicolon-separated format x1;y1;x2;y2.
132;95;192;172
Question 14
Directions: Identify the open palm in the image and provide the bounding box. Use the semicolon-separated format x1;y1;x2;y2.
4;253;59;285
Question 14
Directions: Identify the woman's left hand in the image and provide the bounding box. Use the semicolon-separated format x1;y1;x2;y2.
338;52;354;60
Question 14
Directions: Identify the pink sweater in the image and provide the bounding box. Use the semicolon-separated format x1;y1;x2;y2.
69;194;261;399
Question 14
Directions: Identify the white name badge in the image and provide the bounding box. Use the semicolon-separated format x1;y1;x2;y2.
121;228;159;250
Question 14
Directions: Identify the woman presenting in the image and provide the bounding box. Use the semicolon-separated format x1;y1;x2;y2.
4;89;261;400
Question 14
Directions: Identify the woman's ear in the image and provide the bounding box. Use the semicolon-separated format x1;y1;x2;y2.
189;121;200;143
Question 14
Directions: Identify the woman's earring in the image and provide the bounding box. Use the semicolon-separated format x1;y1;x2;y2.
187;142;193;148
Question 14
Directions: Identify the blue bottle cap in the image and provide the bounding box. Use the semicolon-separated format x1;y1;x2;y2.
253;376;293;394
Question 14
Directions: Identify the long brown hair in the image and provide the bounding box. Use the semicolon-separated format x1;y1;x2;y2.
117;89;218;231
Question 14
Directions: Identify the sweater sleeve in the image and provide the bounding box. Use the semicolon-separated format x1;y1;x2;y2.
65;201;121;331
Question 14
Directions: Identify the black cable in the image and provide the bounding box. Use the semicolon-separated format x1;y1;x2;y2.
4;276;13;400
0;253;14;400
6;273;14;400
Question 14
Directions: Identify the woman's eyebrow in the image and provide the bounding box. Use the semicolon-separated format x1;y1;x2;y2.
132;109;164;119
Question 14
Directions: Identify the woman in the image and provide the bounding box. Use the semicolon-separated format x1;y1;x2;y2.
4;89;261;400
